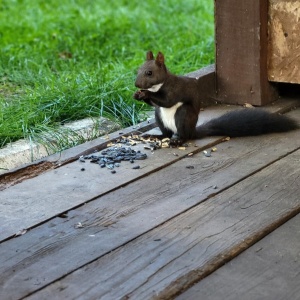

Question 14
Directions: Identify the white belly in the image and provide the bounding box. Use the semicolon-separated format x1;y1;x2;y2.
159;102;183;133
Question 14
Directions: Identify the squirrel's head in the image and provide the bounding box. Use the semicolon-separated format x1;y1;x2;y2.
135;51;168;91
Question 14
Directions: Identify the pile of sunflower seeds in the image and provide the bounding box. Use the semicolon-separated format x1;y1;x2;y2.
78;134;187;174
79;146;147;173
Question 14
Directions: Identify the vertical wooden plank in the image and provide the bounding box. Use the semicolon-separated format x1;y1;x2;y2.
215;0;278;106
268;0;300;84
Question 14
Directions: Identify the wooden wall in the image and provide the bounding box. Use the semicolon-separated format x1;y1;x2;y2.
268;0;300;84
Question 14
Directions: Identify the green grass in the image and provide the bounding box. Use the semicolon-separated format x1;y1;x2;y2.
0;0;214;152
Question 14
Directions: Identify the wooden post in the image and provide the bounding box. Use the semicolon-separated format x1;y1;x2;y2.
214;0;278;106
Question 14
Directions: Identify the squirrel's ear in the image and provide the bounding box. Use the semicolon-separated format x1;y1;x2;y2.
155;52;165;67
146;51;154;61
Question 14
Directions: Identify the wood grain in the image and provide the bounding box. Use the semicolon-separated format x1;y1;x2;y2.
268;0;300;84
177;214;300;300
25;149;300;300
0;109;299;299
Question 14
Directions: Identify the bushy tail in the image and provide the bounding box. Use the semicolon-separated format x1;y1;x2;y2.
196;109;299;138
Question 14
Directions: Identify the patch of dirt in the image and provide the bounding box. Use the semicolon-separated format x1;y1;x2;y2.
0;77;23;101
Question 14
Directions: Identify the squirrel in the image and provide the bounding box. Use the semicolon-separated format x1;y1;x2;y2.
133;51;299;145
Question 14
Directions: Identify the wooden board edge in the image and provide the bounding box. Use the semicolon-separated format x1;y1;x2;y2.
176;213;300;299
163;207;300;299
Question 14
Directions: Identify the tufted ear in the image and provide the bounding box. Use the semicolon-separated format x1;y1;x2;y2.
155;52;165;67
146;51;154;60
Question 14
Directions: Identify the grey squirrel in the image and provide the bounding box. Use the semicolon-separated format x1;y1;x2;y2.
133;51;299;144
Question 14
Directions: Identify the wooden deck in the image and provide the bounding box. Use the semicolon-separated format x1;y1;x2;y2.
1;100;300;300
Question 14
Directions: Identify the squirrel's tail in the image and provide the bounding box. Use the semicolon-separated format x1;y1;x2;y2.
196;109;299;138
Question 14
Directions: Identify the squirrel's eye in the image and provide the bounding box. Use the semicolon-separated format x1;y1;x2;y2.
145;71;152;76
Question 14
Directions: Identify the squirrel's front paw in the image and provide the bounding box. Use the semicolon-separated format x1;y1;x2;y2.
169;134;185;147
133;90;148;100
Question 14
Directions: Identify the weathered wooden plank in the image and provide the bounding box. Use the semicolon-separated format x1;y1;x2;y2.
268;0;300;84
0;135;211;240
25;149;300;300
177;214;300;300
215;0;278;105
0;109;299;300
0;136;228;240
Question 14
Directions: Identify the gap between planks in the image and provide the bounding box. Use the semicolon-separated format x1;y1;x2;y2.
176;213;300;300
